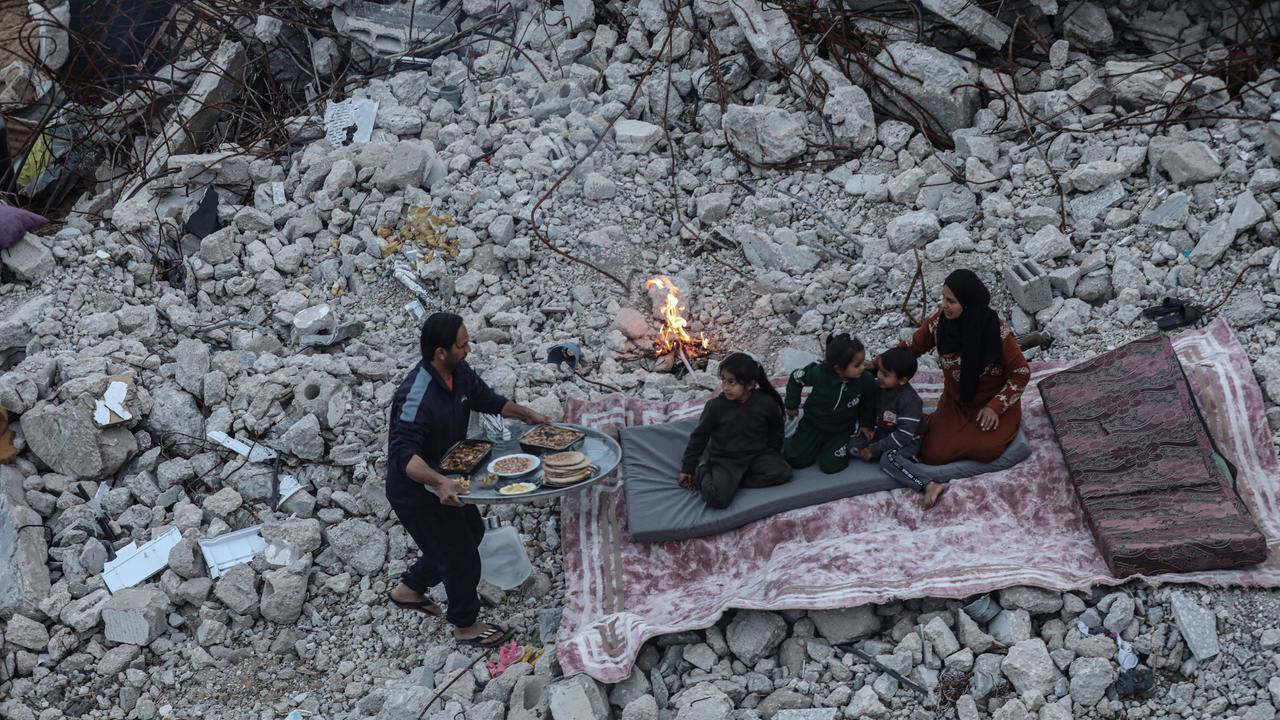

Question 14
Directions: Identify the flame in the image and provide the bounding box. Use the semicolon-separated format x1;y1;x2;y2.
645;276;710;358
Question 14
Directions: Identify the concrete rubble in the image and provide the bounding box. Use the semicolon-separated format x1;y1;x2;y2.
1;0;1280;717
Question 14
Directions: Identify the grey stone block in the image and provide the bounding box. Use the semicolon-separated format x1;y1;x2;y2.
102;587;169;646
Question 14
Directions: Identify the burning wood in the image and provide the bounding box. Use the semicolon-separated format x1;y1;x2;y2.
645;276;710;373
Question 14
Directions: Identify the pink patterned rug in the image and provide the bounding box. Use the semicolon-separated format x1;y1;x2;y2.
556;319;1280;682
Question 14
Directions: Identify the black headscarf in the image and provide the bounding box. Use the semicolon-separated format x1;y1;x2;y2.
937;269;1003;403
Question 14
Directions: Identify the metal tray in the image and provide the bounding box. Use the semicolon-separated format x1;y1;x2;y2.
423;423;622;505
437;438;493;475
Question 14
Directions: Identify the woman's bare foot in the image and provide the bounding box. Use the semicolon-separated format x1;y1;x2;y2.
454;622;512;648
922;481;948;509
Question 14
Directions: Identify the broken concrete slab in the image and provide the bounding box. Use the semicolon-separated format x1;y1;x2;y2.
6;613;49;651
102;586;170;646
0;466;51;609
728;0;800;69
872;41;980;135
722;104;807;165
613;119;663;154
21;400;105;478
141;41;247;180
922;0;1011;49
0;235;55;282
260;558;311;624
1170;591;1219;661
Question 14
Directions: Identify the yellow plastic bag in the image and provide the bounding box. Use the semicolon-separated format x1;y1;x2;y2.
17;131;51;190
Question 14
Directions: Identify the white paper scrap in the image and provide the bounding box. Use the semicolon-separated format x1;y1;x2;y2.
103;381;131;419
93;400;112;426
324;98;377;147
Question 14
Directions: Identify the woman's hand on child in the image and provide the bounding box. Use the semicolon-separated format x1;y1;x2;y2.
677;473;696;490
858;448;873;461
977;407;998;431
859;427;874;440
786;408;799;419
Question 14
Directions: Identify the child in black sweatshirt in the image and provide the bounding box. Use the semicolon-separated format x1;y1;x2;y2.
849;348;946;508
679;353;793;509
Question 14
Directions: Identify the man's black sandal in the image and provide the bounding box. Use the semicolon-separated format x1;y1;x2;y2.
458;624;513;648
389;595;443;616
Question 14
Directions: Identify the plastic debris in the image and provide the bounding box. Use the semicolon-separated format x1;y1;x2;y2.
276;474;304;510
207;431;278;462
184;187;220;239
1076;619;1140;670
300;321;364;348
545;341;583;370
393;265;431;302
198;526;266;579
402;300;426;320
102;527;182;592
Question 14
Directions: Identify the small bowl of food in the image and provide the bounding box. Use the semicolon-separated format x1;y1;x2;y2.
486;453;541;478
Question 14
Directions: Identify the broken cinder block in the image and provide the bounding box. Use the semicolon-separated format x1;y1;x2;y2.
1004;259;1053;313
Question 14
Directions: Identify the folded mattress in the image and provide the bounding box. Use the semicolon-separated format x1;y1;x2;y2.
622;419;1031;543
1038;332;1267;577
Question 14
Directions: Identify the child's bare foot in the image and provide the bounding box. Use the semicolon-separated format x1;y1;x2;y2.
922;481;948;509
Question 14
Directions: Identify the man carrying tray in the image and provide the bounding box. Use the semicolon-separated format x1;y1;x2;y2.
386;311;550;648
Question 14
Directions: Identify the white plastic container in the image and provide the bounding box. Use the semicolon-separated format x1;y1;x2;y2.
478;517;531;590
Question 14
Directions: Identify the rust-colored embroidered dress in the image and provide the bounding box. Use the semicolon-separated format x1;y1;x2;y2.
907;310;1031;464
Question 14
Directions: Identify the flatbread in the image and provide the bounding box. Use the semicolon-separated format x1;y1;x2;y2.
545;451;587;468
545;468;593;485
546;460;590;474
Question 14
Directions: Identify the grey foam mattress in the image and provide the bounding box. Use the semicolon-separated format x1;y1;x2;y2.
622;420;1032;543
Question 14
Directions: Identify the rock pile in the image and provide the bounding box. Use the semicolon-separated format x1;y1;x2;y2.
2;0;1280;717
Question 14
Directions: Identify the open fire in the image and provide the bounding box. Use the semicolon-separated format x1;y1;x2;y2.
645;276;710;368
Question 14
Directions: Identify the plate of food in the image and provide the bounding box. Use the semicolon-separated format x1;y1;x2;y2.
519;424;586;453
498;481;539;496
487;453;541;478
438;439;493;474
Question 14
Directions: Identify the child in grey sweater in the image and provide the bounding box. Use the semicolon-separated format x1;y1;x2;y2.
849;348;948;508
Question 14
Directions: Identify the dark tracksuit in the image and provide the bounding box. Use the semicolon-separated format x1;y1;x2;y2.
385;360;507;627
783;362;877;474
848;383;933;492
682;392;792;509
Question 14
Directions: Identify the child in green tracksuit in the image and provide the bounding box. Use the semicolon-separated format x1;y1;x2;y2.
783;333;877;474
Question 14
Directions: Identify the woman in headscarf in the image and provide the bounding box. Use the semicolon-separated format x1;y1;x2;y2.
899;269;1031;466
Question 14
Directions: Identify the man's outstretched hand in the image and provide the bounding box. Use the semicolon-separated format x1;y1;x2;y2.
437;477;468;507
